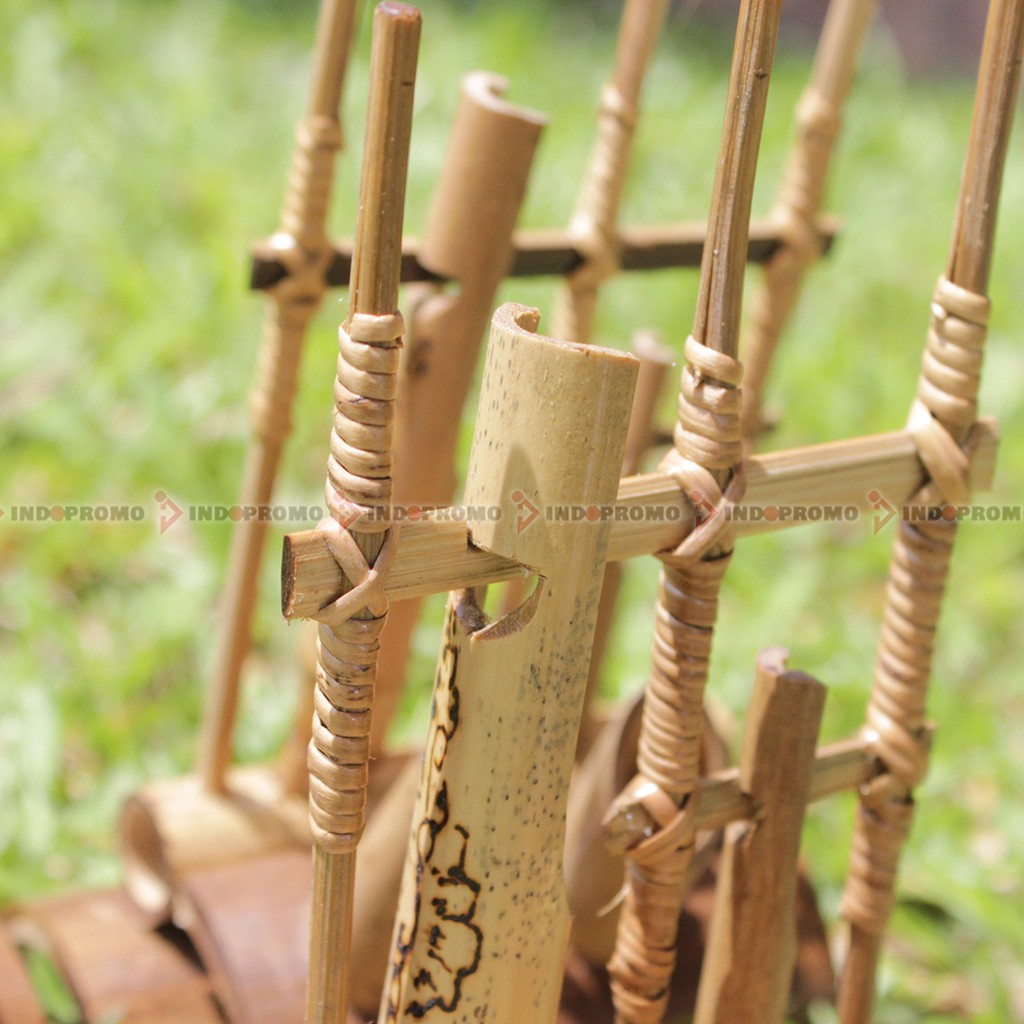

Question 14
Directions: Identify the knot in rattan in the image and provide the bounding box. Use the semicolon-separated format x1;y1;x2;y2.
312;519;399;627
656;335;745;565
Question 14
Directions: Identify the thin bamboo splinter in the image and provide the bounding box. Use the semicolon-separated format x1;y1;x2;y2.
837;2;1024;1020
296;7;421;1024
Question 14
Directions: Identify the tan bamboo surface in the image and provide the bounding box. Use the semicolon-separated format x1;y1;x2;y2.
693;649;826;1024
348;756;423;1016
250;216;839;290
739;0;876;441
578;332;674;761
604;0;784;1018
367;70;545;757
551;0;670;345
0;926;45;1024
6;890;222;1024
286;7;421;1023
198;0;359;794
379;304;638;1024
836;3;1024;1021
282;420;998;617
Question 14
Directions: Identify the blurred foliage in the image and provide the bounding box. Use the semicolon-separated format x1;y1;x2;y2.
1;0;1022;1020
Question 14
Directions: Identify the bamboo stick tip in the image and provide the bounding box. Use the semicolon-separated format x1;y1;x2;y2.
376;2;421;28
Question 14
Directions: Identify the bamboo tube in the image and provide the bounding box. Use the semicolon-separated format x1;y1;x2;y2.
251;215;839;289
367;71;545;757
281;419;999;618
379;304;638;1024
740;0;876;441
198;0;360;793
551;0;671;345
837;4;1024;1022
578;332;674;761
288;8;420;1023
605;1;784;1019
693;649;826;1024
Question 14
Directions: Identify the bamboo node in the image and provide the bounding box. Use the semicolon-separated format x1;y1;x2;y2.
659;453;745;566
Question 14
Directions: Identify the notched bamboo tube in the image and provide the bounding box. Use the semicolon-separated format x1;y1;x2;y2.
740;0;877;441
578;331;674;762
198;0;359;794
693;649;826;1024
368;70;546;757
379;303;638;1024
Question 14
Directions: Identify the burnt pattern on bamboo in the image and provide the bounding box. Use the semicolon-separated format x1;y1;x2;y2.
609;336;744;1024
308;311;404;854
382;614;482;1022
841;277;989;938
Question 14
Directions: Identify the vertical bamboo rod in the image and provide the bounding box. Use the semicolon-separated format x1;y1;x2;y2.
607;3;783;1022
740;0;876;440
366;72;545;757
301;8;420;1023
551;0;671;345
198;0;360;792
693;649;825;1024
837;3;1024;1021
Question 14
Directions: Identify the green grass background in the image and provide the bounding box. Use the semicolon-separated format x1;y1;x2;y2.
1;1;1022;1021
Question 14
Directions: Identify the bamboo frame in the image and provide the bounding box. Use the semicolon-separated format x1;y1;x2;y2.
740;0;877;441
282;421;998;617
249;216;839;290
837;3;1024;1020
198;0;360;794
606;1;783;1018
367;71;545;757
551;0;670;345
299;8;420;1023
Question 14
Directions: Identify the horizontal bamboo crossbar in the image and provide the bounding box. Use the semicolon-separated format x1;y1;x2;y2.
251;215;839;290
281;419;997;618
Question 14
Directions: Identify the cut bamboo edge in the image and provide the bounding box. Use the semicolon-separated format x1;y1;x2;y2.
250;215;840;289
281;417;999;617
